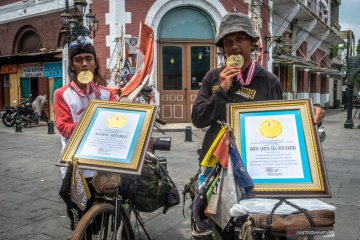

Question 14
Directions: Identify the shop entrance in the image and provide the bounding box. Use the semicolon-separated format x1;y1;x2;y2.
20;77;38;101
156;6;216;123
159;42;214;123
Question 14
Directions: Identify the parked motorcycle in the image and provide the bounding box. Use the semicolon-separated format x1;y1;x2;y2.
1;95;48;128
17;95;48;127
1;105;18;127
1;98;31;127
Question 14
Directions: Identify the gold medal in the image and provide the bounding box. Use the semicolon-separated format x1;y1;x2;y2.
226;54;244;68
77;70;93;84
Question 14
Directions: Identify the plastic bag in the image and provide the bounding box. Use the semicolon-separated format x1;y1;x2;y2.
71;163;91;211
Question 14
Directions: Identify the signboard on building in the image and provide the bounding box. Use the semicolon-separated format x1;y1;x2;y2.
22;63;44;77
125;37;138;54
44;62;62;78
0;64;18;74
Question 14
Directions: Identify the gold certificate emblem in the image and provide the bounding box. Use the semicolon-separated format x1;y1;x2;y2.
77;70;93;84
259;119;283;138
226;54;244;68
106;114;127;128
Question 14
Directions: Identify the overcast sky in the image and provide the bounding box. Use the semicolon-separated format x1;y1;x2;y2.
339;0;360;43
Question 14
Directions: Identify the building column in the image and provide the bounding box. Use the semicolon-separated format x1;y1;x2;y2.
320;74;329;108
297;68;310;99
310;72;321;105
281;64;294;99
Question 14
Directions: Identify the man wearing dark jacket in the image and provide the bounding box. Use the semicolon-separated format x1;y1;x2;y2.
191;12;324;239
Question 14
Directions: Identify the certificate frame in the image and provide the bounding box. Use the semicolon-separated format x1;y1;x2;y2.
227;99;330;198
57;100;158;175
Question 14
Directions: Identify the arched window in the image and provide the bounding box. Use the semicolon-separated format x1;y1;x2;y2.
17;31;42;53
158;7;215;40
13;26;42;54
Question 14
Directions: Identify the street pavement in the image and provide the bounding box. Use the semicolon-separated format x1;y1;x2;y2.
0;108;359;240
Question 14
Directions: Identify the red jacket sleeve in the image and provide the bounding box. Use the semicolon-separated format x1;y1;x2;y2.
54;88;77;139
109;90;117;101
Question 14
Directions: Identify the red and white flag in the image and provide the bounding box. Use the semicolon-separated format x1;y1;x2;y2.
120;22;154;102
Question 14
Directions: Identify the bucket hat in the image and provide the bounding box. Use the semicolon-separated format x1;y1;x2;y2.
215;13;260;47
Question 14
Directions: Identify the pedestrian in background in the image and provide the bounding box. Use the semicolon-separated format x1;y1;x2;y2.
191;12;325;239
54;35;116;230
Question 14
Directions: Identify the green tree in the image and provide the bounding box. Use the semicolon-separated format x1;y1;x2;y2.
330;44;348;59
357;39;360;55
330;44;339;59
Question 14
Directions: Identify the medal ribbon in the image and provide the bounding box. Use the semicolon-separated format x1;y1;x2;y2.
236;61;256;86
70;81;101;98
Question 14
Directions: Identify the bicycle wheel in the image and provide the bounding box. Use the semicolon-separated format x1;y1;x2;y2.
72;203;135;240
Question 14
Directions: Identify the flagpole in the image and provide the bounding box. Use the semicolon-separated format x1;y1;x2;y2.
117;26;124;80
135;22;142;73
121;26;125;70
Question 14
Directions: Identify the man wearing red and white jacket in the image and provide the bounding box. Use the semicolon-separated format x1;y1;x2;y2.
54;36;116;230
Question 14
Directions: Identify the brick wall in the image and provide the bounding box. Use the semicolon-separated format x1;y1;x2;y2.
0;11;63;55
91;0;111;80
221;0;249;13
126;0;155;37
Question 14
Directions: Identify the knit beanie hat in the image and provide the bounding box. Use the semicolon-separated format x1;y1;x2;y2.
68;35;96;60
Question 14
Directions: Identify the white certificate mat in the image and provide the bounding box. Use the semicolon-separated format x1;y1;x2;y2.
240;110;311;184
75;108;145;163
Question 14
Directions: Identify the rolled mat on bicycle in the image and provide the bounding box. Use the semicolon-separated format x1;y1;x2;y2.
249;209;335;232
232;198;335;236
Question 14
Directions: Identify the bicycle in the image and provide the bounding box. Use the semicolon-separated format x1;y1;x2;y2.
72;129;171;240
71;183;156;240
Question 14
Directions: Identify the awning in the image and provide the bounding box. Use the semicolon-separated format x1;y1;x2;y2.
273;55;345;77
0;49;63;65
307;67;345;77
273;55;312;67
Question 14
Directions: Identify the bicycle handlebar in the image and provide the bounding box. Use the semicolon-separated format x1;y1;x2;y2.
156;117;166;125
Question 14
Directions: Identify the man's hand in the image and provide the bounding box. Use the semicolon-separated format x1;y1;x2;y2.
313;106;325;125
219;66;241;92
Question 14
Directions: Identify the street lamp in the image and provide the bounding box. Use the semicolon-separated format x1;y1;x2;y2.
344;30;354;129
61;0;99;85
61;0;99;43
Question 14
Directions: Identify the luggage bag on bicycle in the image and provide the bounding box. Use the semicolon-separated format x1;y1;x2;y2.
120;152;180;213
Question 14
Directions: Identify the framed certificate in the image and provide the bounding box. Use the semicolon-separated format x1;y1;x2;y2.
57;100;158;175
227;99;330;197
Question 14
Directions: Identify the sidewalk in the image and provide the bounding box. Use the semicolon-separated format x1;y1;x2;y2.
0;108;359;239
